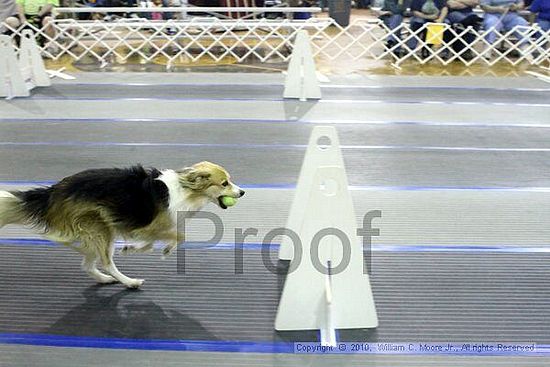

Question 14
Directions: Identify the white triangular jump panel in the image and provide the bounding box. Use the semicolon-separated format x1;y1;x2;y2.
275;166;378;331
19;30;51;87
0;35;29;98
279;126;345;260
283;30;321;101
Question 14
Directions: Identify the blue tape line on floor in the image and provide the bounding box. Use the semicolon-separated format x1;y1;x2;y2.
1;238;550;253
259;184;550;192
0;333;294;353
4;181;550;192
21;96;550;107
1;117;549;128
1;333;550;355
55;82;550;92
3;141;550;153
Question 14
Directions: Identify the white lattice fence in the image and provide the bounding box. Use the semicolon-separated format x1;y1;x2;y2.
1;17;549;67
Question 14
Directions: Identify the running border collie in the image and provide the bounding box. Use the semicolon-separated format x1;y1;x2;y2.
0;161;244;288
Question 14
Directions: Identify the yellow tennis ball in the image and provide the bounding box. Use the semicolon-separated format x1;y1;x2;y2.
221;196;238;207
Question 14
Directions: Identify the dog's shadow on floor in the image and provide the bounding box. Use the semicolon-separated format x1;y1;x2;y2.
44;285;218;340
283;100;318;122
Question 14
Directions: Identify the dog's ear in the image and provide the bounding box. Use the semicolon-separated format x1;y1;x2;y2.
177;167;211;190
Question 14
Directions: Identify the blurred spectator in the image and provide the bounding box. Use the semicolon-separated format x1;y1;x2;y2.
150;0;165;20
164;0;183;19
78;0;108;20
444;0;482;59
530;0;550;31
407;0;448;50
378;0;411;56
15;0;59;40
81;0;106;6
1;0;24;34
356;0;371;8
293;0;314;19
480;0;531;59
138;0;169;20
446;0;481;25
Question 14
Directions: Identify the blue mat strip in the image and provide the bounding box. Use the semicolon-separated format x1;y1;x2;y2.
21;96;550;107
1;117;549;128
1;238;550;253
53;82;550;92
0;333;293;353
1;333;549;355
3;141;550;153
4;181;550;192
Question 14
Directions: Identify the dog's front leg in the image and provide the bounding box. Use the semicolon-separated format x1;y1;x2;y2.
161;232;184;259
120;242;154;255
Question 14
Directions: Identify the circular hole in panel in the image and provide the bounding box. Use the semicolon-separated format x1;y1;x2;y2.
316;136;332;150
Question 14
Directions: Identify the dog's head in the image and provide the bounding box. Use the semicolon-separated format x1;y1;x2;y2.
176;161;244;209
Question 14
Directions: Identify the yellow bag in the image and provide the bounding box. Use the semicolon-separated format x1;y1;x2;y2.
425;23;445;45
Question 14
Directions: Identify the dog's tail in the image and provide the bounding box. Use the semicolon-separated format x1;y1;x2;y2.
0;191;25;228
0;188;51;229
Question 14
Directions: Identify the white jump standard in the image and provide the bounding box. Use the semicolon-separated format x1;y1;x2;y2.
283;30;322;102
275;127;378;346
0;30;51;99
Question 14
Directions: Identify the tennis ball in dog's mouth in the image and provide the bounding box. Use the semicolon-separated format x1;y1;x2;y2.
220;196;238;208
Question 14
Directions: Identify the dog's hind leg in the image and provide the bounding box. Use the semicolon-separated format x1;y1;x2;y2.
99;244;144;288
57;238;117;284
78;215;144;288
81;252;117;284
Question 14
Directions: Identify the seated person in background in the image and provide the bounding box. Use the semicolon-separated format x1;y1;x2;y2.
530;0;550;31
407;0;448;50
79;0;107;20
444;0;482;58
98;1;136;21
164;0;183;20
1;0;24;34
446;0;481;25
150;0;166;20
480;0;531;59
16;0;59;40
138;0;168;20
379;0;412;56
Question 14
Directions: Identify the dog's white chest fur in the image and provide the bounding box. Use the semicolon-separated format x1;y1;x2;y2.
157;170;207;224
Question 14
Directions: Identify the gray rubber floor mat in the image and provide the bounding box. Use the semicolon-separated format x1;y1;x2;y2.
4;120;550;148
28;84;550;105
4;145;550;187
1;243;550;343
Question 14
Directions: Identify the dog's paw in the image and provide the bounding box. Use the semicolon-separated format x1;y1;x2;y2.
162;246;175;258
124;278;145;289
120;245;134;255
97;275;118;284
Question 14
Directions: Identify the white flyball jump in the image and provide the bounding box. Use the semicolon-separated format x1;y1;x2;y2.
0;35;28;98
0;30;51;99
283;30;322;101
278;126;346;261
275;126;378;345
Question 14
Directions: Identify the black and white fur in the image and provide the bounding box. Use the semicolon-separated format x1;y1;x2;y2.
0;162;244;288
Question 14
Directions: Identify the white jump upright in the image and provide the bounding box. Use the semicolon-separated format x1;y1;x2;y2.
279;126;345;261
19;30;51;89
283;30;321;101
275;127;378;344
0;35;29;98
0;31;50;99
